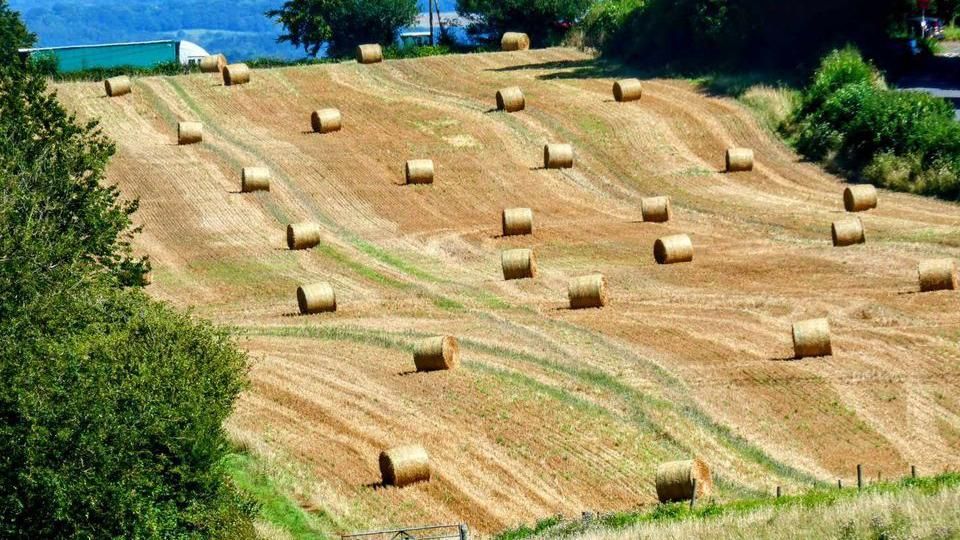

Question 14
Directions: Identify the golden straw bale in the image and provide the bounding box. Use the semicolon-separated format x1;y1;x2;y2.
104;76;131;97
496;86;525;112
501;32;531;51
568;274;607;309
311;108;342;134
297;282;336;314
413;336;460;372
199;54;227;73
918;259;958;292
654;234;693;264
177;122;203;145
502;207;533;236
356;44;383;64
831;217;865;247
656;459;712;503
241;167;270;192
725;147;754;172
404;159;435;185
501;248;536;280
379;445;431;487
843;185;878;212
613;79;643;102
286;223;322;250
792;318;832;358
544;143;574;169
222;63;251;86
641;196;671;223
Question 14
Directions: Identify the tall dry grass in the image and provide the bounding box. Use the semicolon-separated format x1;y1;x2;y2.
570;486;960;539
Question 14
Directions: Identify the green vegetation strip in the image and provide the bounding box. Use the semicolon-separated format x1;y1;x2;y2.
223;453;332;540
495;473;960;540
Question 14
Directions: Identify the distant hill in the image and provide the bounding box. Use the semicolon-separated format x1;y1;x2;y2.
11;0;460;61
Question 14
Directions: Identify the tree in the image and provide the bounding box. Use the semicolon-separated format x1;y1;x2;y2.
267;0;419;57
0;5;256;537
0;0;33;65
456;0;594;46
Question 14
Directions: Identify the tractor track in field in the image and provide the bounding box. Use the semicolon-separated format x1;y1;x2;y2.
56;48;960;534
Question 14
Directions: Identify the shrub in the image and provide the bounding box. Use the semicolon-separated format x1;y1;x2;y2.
0;284;254;538
789;47;960;199
581;0;646;49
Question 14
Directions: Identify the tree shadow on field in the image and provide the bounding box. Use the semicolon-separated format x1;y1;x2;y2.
487;56;800;99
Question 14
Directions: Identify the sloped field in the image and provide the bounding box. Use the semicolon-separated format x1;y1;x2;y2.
55;48;960;535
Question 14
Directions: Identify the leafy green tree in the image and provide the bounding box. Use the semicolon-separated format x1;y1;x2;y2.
0;5;256;537
456;0;594;46
0;0;34;64
267;0;419;57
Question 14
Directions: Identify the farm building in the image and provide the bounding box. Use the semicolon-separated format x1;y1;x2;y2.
18;40;210;73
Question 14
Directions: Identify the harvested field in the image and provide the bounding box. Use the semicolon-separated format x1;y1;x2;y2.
55;48;960;535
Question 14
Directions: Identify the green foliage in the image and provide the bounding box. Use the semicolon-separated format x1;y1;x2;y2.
456;0;594;47
788;48;960;199
0;0;33;64
44;60;197;82
0;285;255;538
0;6;256;537
584;0;907;69
581;0;646;49
267;0;419;58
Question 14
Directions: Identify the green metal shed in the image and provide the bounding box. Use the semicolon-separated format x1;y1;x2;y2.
22;40;179;73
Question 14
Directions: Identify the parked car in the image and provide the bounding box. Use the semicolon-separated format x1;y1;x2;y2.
908;17;945;40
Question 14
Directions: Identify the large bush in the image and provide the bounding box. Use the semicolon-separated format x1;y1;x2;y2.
268;0;419;57
457;0;595;47
585;0;907;69
789;48;960;199
0;3;256;536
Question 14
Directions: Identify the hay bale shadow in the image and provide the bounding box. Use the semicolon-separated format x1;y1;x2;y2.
396;369;419;377
769;355;799;362
483;107;500;114
280;312;303;318
363;481;387;490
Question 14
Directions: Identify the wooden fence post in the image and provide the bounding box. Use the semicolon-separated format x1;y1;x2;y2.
911;465;917;479
776;486;781;498
459;524;469;540
690;478;698;510
857;464;863;491
837;479;842;490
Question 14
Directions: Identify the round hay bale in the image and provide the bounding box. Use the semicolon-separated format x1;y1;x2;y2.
404;159;435;185
843;185;878;212
654;234;693;265
356;44;383;64
311;108;342;134
641;196;671;223
918;259;958;292
613;79;643;102
544;143;574;169
725;148;754;172
177;122;203;145
496;86;525;113
379;445;431;487
501;32;530;51
502;248;536;280
104;76;131;97
502;207;533;236
792;318;832;358
655;459;712;503
222;63;250;86
286;222;322;250
568;274;607;309
297;282;336;314
199;54;227;73
241;167;271;192
831;217;865;247
413;335;460;372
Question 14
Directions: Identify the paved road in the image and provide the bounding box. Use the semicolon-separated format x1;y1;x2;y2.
895;41;960;120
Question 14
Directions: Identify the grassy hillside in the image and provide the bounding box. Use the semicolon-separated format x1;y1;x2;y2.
498;473;960;539
53;48;960;536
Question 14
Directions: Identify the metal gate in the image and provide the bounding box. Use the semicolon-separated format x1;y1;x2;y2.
341;523;468;540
